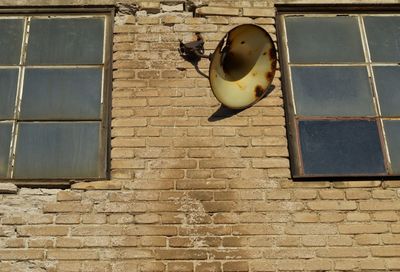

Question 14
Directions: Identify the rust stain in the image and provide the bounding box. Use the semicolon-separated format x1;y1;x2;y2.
237;83;245;90
255;85;264;98
269;47;276;61
266;71;274;82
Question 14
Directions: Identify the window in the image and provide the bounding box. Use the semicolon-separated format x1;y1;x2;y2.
277;9;400;178
0;10;112;182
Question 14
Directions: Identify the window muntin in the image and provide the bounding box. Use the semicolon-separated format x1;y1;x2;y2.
279;13;400;178
0;12;111;181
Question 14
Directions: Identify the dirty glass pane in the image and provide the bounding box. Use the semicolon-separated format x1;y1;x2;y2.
20;68;102;120
374;66;400;117
0;69;19;120
384;121;400;174
14;122;101;179
285;16;364;63
26;18;104;64
292;66;375;116
299;120;386;175
0;123;12;178
364;16;400;62
0;19;24;65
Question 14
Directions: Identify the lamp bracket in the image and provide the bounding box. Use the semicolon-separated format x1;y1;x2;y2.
179;32;212;63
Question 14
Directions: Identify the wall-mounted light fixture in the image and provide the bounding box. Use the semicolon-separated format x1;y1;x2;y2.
179;24;277;109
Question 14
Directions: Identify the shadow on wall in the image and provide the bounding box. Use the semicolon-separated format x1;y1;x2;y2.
208;84;276;122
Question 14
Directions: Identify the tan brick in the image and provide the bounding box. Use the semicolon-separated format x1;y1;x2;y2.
17;226;69;237
373;211;398;221
0;249;44;260
360;200;400;210
302;235;326;247
304;259;332;271
155;249;207;260
293;212;319;223
232;224;281;235
55;214;80;224
243;8;275;17
319;212;345;223
327;235;354;246
319;189;345;199
135;213;160;224
307;201;357;211
346;212;370;222
293;190;317;200
126;226;177;236
196;6;240;16
265;190;291;200
285;224;337;235
338;223;388;234
317;247;368;258
195;262;222;272
43;203;92;213
355;234;380;245
47;249;98;260
82;261;111;272
167;262;193;272
223;261;248;272
56;261;81;272
252;158;290;168
372;246;400;256
276;260;305;271
4;238;24;248
372;189;396;199
56;238;82;248
57;191;81;201
387;258;400;269
382;234;400;244
71;226;124;236
28;238;53;248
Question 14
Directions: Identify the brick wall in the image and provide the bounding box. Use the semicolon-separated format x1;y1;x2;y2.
1;0;400;271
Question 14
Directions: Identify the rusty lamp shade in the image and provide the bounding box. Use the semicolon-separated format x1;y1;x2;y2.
209;24;277;109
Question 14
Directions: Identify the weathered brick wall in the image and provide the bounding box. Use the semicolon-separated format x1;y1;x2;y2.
1;0;400;271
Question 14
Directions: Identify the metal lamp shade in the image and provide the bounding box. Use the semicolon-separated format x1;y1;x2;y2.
209;24;277;109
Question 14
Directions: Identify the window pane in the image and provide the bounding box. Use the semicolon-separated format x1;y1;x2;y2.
14;122;101;179
383;121;400;174
374;66;400;117
364;16;400;62
26;18;104;64
0;19;24;65
0;123;12;178
299;120;386;175
20;68;102;120
0;69;19;119
292;67;375;116
285;16;364;63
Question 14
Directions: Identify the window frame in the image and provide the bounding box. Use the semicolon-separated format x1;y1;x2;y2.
0;7;114;187
276;5;400;179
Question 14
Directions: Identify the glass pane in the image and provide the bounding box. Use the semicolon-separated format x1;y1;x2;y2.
0;19;24;65
292;67;375;117
20;68;102;120
0;69;19;119
285;16;364;63
374;66;400;117
14;122;101;179
26;18;104;64
364;16;400;62
299;120;386;175
0;123;12;178
383;121;400;174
